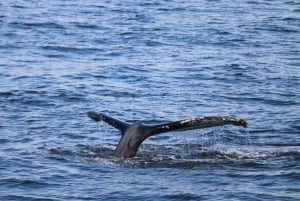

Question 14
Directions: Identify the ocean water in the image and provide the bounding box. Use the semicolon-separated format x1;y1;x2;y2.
0;0;299;200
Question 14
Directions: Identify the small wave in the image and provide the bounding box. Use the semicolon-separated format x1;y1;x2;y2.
72;22;99;29
163;193;203;200
3;195;55;201
9;21;66;30
0;91;14;97
2;178;50;188
40;45;100;54
254;24;299;33
282;17;300;22
20;179;49;187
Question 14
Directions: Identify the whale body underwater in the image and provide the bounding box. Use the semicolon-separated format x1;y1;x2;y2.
87;111;248;158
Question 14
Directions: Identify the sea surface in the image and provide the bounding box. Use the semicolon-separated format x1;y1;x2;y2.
0;0;299;200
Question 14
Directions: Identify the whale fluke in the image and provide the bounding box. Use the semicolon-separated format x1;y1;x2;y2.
87;111;130;134
87;111;248;158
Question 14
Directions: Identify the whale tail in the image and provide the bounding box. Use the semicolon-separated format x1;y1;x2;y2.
87;111;248;158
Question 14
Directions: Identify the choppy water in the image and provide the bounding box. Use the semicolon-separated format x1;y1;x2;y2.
1;0;300;200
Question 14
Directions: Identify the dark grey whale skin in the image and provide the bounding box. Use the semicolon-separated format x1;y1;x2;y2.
87;111;248;158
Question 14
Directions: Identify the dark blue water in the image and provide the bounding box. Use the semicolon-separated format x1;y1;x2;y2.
1;0;300;200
